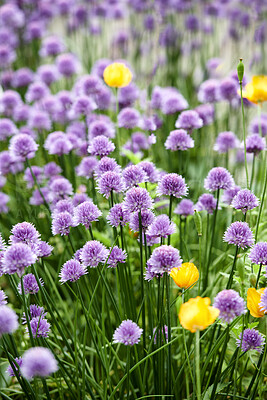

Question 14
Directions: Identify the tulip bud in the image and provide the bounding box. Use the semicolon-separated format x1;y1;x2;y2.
249;273;257;287
237;58;244;84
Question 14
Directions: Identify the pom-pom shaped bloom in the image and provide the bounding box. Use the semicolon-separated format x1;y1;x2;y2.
107;203;130;227
27;317;50;338
3;243;37;277
36;241;53;259
51;212;74;236
175;110;203;131
194;104;214;126
249;114;267;137
246;134;265;154
196;193;217;214
0;305;18;337
179;297;219;333
147;245;182;275
223;221;254;249
9;134;38;161
26;82;50;103
0;289;7;305
21;347;58;380
118;107;140;129
89;120;115;140
198;79;220;103
170;262;199;289
219;78;238;101
204;167;234;192
40;36;65;57
73;201;102;228
146;214;176;239
52;199;74;216
139;161;158;183
123;165;147;189
107;246;127;268
49;177;73;202
103;62;132;88
6;357;23;377
213;289;246;323
236;328;265;352
165;129;194;151
59;259;87;283
222;186;241;205
249;242;267;265
174;199;194;217
129;209;155;232
0;192;9;213
247;288;266;318
81;241;109;268
259;288;267;313
94;156;120;178
76;157;98;178
18;273;43;295
0;118;18;141
24;305;46;323
214;131;239;153
113;320;142;345
157;173;188;198
56;53;80;77
97;171;125;198
88;135;115;157
24;166;43;188
123;187;153;213
231;189;259;214
10;222;40;246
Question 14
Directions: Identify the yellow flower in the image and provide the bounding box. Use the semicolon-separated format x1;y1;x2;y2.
242;75;267;104
170;262;199;289
247;288;265;318
179;297;219;333
103;62;132;88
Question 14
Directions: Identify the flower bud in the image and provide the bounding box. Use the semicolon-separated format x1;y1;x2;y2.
193;209;202;236
237;58;244;84
249;273;257;287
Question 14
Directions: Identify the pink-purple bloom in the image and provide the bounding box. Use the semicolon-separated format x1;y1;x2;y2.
81;241;109;268
113;320;142;346
27;317;50;338
107;203;130;227
146;214;176;239
236;328;265;353
222;186;241;205
175;110;203;132
0;289;7;305
59;259;87;283
18;273;43;295
231;189;259;214
223;222;254;249
157;173;188;198
123;164;147;189
6;357;23;377
118;108;140;129
0;305;18;337
246;134;266;154
51;212;75;236
21;347;58;380
107;246;127;268
9;134;38;161
259;288;267;313
97;171;125;198
196;193;218;214
88;136;115;157
204;167;234;191
174;199;194;217
129;209;155;232
3;243;37;277
147;245;182;275
213;289;246;323
249;242;267;265
73;201;102;228
165;129;194;151
214;131;239;153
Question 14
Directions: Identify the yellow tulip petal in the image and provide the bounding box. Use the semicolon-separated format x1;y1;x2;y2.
247;288;265;318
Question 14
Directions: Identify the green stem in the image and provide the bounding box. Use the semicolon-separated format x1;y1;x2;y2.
26;158;50;212
166;274;171;394
21;275;35;347
226;246;239;289
255;151;267;242
139;211;146;353
239;82;249;188
255;263;262;289
195;330;201;400
249;154;256;190
168;195;173;246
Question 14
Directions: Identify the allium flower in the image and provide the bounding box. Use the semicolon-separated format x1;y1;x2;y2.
30;187;50;206
0;289;7;305
88;135;115;157
175;110;203;132
123;187;153;213
49;178;73;202
213;289;246;323
118;107;140;129
51;212;75;236
24;166;43;188
198;79;220;103
246;134;266;154
147;245;182;275
0;192;9;213
18;273;43;295
179;297;219;333
214;131;239;153
107;203;130;227
249;242;267;265
6;357;23;377
0;305;18;337
236;328;265;352
52;199;74;216
81;241;109;268
223;221;254;249
0;118;18;141
25;82;50;103
21;347;58;380
10;222;40;246
56;53;80;77
129;210;155;232
36;242;53;258
222;186;241;205
219;78;238;101
165;129;194;151
249;115;267;136
170;263;199;289
204;167;234;191
139;161;158;183
107;246;127;268
161;90;188;114
72;193;89;207
94;156;120;178
195;193;217;214
97;171;125;198
73;201;102;228
113;320;142;345
259;288;267;313
27;305;46;321
146;214;176;239
76;157;98;178
174;199;194;217
157;173;188;198
27;317;50;338
194;104;214;126
9;134;38;161
3;243;37;277
37;64;59;86
118;83;139;108
247;288;266;318
123;165;147;189
43;162;62;178
89;120;115;140
231;189;259;214
40;36;65;57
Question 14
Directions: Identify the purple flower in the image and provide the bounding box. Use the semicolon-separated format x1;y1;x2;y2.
70;96;97;117
97;171;125;198
40;36;65;57
18;273;43;295
107;246;127;268
0;305;18;337
9;134;38;161
123;165;147;189
113;320;143;346
123;187;153;213
36;241;53;259
146;214;176;239
76;156;98;178
37;64;59;86
144;261;162;281
26;305;46;322
165;129;194;151
231;189;259;214
175;110;203;131
94;157;120;178
249;242;267;265
0;192;9;213
259;288;267;313
194;104;215;126
21;347;58;380
88;135;115;157
72;193;90;207
49;178;73;202
59;259;87;283
118;107;140;129
89;120;115;140
6;357;23;377
25;82;50;103
3;244;37;277
219;78;238;101
157;173;188;198
27;317;50;338
174;199;194;217
223;221;254;249
0;90;22;117
52;199;74;216
56;53;80;77
246;134;266;155
139;161;159;183
161;90;188;114
222;186;241;205
196;193;217;214
81;241;109;268
43;162;62;178
129;210;155;232
51;212;75;236
28;109;51;131
236;329;265;353
73;201;102;228
204;167;234;192
118;83;139;108
0;118;18;141
198;79;220;103
249;115;267;137
214;131;239;153
213;289;246;323
107;203;130;227
30;187;50;206
23;166;43;189
147;245;182;275
0;289;7;305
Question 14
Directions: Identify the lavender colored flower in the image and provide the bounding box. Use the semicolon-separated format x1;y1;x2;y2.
10;222;40;246
26;317;50;338
89;120;115;140
0;305;18;337
88;135;115;157
9;134;38;161
12;68;34;88
0;289;7;305
6;357;23;377
123;187;153;213
81;241;109;268
59;259;87;283
138;161;158;183
0;192;9;213
56;53;80;77
174;199;194;217
97;171;125;198
113;320;143;346
118;108;140;129
123;131;151;154
49;177;73;202
37;64;59;86
144;260;162;281
107;246;127;268
204;167;234;192
214;131;239;153
249;115;267;137
157;173;188;198
18;273;43;295
222;186;241;205
146;214;176;239
29;187;50;206
161;90;188;115
259;288;267;313
0;90;22;117
72;193;89;207
129;210;155;232
236;329;265;353
118;83;139;108
249;242;267;265
24;166;43;188
40;36;65;57
94;157;120;178
52;199;74;216
73;201;102;228
123;165;147;189
51;211;74;236
165;129;194;151
27;305;46;321
21;347;58;380
28;109;51;131
194;104;215;126
223;221;254;249
25;82;50;103
3;243;37;277
196;193;217;214
44;162;62;178
219;78;238;101
36;241;53;258
231;189;259;214
107;203;130;227
198;79;220;103
70;96;97;117
0;118;18;141
246;134;265;155
213;289;246;323
175;110;203;132
147;245;182;275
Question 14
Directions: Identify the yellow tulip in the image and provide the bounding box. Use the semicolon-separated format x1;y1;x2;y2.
170;262;199;289
179;296;219;333
247;288;266;318
103;62;132;88
242;75;267;104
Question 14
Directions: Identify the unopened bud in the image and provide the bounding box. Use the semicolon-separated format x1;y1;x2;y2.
249;273;257;287
237;58;244;84
193;210;202;236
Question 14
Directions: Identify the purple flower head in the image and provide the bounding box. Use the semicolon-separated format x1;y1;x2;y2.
26;305;46;322
194;104;215;126
146;214;176;239
76;156;98;178
161;90;188;115
185;14;199;31
59;259;87;283
11;68;33;89
123;187;153;213
81;74;103;95
165;129;194;151
49;177;73;203
56;53;80;77
73;201;102;228
246;134;265;155
0;4;24;29
175;110;203;132
27;317;50;338
72;193;90;207
118;108;140;129
144;14;155;31
21;347;58;380
97;171;125;198
118;83;139;108
28;109;51;131
198;79;220;103
107;203;130;227
259;288;267;313
40;36;65;57
123;165;147;189
36;241;53;259
157;173;188;198
88;136;115;157
129;209;155;232
249;242;267;265
148;245;182;275
0;305;18;337
0;118;18;141
139;161;159;184
94;157;120;178
10;222;40;246
30;187;50;206
37;65;59;86
214;131;239;153
81;241;109;268
6;357;23;377
249;115;267;137
236;329;265;353
159;24;179;48
222;186;241;205
107;246;127;268
18;273;43;295
0;289;7;305
70;95;97;117
219;78;238;101
204;167;234;192
9;134;38;161
3;243;37;277
213;289;246;323
89;120;115;140
196;193;218;214
52;199;74;216
52;212;75;236
25;82;50;104
144;261;162;281
113;320;143;346
174;199;194;217
0;90;22;117
0;192;9;213
231;189;259;214
24;166;43;188
223;221;254;249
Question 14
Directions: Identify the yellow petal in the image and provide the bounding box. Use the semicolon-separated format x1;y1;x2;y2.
170;263;199;289
103;62;132;88
247;288;265;318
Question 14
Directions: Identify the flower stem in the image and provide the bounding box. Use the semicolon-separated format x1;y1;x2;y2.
168;195;173;246
239;82;249;188
139;211;146;353
255;263;262;289
226;246;239;289
195;329;201;400
166;274;171;394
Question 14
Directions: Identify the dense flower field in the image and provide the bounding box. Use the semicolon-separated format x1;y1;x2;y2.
0;0;267;399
